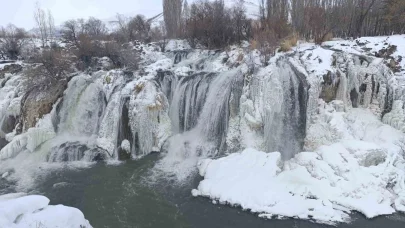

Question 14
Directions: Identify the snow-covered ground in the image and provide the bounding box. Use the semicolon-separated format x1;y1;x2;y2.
324;35;405;74
0;193;92;228
193;102;405;224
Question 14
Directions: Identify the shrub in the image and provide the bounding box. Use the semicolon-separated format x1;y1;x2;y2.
322;32;333;43
184;0;251;49
279;41;292;52
22;46;73;91
250;21;278;65
117;47;140;70
279;34;298;52
0;25;28;60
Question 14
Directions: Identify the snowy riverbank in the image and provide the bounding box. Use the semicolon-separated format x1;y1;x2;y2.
0;193;92;228
193;103;405;224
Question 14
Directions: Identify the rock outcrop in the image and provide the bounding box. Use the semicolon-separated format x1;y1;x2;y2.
20;81;67;132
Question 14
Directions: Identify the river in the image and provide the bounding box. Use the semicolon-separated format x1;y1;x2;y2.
2;153;405;228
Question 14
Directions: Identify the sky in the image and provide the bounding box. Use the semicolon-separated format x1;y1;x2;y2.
0;0;164;29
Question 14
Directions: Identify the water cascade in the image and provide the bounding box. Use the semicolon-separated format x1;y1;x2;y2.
47;75;107;162
155;68;244;178
248;57;309;160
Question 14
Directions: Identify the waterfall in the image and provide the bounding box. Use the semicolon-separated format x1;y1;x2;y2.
249;57;309;160
97;88;122;158
155;69;243;179
168;72;217;133
47;75;108;162
116;96;133;160
57;76;106;135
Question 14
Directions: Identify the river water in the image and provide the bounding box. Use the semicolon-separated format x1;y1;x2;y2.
2;153;405;228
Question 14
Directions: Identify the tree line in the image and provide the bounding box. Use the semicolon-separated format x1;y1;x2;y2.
163;0;404;46
1;0;404;64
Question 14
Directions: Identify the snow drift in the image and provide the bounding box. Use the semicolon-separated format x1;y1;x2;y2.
0;193;92;228
193;104;405;224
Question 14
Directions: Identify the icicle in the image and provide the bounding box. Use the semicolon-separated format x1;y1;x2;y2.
383;100;405;132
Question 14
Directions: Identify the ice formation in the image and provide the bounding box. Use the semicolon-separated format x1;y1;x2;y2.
128;80;171;157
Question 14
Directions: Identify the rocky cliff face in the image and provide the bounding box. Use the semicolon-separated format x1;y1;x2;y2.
20;81;67;132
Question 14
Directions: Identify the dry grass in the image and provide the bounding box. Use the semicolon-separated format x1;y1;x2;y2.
315;32;334;45
279;41;292;52
322;32;333;43
135;82;145;93
250;39;258;50
279;33;298;52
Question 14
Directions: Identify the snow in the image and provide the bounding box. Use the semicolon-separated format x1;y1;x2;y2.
165;39;191;52
1;172;9;178
300;47;335;77
0;104;56;160
193;103;405;224
121;139;130;152
0;193;92;228
0;61;22;70
324;35;405;74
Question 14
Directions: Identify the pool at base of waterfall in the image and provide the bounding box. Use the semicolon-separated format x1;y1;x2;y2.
2;153;405;228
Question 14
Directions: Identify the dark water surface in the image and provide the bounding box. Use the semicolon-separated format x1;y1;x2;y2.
12;154;405;228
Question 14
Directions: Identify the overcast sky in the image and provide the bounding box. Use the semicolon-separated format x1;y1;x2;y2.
0;0;163;29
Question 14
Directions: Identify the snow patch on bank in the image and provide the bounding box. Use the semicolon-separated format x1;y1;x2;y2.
324;35;405;74
193;105;405;224
0;193;92;228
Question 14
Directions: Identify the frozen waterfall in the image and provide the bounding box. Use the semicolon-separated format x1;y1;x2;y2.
1;41;401;170
47;75;107;162
247;57;309;160
160;69;243;158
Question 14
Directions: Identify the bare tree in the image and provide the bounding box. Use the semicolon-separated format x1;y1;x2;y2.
352;0;378;38
0;25;28;60
232;0;250;44
47;9;55;43
34;2;48;47
111;14;151;43
128;15;151;42
61;20;81;46
184;0;251;49
112;14;130;42
251;21;278;65
163;0;182;38
151;22;168;51
85;17;108;39
180;0;190;37
383;0;405;34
